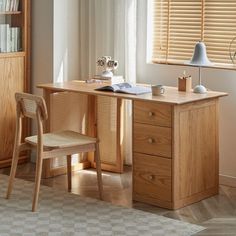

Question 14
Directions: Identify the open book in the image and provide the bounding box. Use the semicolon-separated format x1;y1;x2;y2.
95;83;151;95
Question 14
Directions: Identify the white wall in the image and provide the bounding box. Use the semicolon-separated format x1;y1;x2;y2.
32;0;80;92
32;0;53;95
54;0;80;82
137;0;236;180
32;0;236;181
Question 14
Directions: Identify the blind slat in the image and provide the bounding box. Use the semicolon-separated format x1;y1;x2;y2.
152;0;236;67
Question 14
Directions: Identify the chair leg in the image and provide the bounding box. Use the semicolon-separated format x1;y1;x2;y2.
6;146;20;199
67;155;72;192
32;154;43;212
95;143;103;200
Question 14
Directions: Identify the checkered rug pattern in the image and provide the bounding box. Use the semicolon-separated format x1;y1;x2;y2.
0;174;204;236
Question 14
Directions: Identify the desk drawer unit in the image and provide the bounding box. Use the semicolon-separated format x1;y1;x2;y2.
133;101;172;208
132;99;220;209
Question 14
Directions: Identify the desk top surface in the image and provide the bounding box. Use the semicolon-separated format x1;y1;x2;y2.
38;80;228;105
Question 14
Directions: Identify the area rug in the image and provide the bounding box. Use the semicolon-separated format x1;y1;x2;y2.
0;174;204;236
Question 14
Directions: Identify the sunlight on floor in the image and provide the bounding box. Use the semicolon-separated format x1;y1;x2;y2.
75;169;112;177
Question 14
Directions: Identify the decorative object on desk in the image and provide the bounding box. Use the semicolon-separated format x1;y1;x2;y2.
178;71;192;92
186;41;213;94
97;56;119;78
229;36;236;64
151;85;165;96
95;82;151;95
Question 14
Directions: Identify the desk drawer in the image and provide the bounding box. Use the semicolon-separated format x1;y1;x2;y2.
133;101;172;127
133;153;172;202
133;123;172;158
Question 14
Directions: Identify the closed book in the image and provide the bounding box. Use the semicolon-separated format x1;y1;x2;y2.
94;75;125;85
6;24;10;52
14;0;19;11
0;0;4;11
0;24;7;52
10;0;15;11
11;27;20;51
5;0;10;11
10;27;15;51
16;27;20;51
2;0;6;11
11;27;17;51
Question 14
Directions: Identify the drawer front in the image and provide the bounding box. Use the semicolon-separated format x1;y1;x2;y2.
133;101;172;127
133;153;172;202
133;123;172;158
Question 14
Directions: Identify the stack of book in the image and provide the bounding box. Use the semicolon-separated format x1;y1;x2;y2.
0;24;21;53
93;75;125;85
0;0;20;12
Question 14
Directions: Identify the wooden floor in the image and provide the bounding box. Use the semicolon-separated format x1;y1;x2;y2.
1;163;236;236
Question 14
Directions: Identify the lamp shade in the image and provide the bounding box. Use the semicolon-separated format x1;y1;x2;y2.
187;41;213;67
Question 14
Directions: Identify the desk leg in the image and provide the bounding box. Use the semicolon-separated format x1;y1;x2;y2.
115;98;124;173
42;89;54;178
87;95;97;162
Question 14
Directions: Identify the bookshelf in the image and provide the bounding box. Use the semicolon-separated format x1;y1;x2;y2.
0;11;21;15
0;0;30;168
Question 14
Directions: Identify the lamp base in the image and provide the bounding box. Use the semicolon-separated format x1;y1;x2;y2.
193;85;207;94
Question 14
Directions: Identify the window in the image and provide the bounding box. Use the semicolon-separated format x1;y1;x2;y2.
150;0;236;67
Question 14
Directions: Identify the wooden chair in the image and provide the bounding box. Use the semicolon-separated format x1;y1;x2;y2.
6;92;103;212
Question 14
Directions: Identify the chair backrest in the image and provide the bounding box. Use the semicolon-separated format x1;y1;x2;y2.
15;92;48;121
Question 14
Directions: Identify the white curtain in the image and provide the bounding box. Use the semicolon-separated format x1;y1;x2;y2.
78;0;137;164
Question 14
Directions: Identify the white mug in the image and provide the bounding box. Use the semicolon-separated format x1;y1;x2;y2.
151;85;165;96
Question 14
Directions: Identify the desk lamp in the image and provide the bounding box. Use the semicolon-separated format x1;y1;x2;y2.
187;41;213;94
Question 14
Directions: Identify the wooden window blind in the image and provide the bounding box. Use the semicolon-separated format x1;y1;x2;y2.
152;0;236;67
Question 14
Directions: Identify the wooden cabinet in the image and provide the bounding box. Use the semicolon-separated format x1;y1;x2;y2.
0;0;30;168
133;98;220;209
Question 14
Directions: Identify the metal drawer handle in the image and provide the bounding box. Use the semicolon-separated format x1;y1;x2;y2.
148;138;155;144
148;175;155;180
148;111;155;117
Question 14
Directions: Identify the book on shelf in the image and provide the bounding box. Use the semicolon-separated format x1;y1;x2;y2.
0;0;19;12
0;0;4;11
0;24;7;52
14;0;19;11
5;0;10;11
9;0;13;11
11;27;20;51
11;27;16;51
0;24;21;53
6;24;10;52
95;82;152;95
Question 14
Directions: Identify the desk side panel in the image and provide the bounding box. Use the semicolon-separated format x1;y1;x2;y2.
94;96;124;173
172;99;219;209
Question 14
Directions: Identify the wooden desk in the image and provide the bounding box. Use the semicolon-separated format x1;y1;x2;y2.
38;80;227;209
